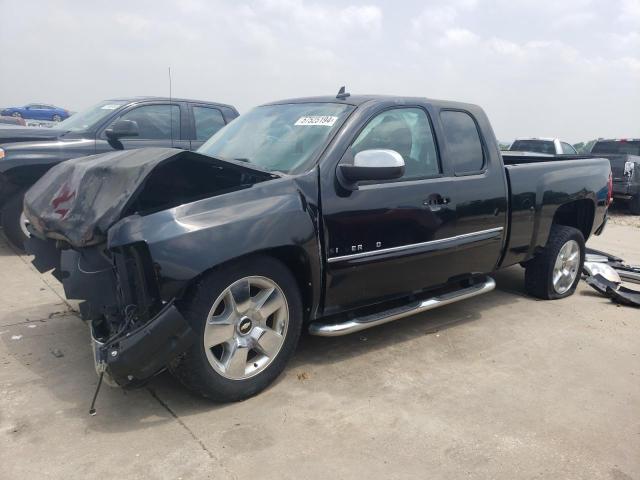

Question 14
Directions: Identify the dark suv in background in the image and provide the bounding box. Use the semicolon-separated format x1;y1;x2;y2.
591;139;640;214
0;97;239;249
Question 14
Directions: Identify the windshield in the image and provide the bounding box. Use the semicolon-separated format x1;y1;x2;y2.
591;140;640;156
510;140;556;154
198;102;354;174
56;100;128;132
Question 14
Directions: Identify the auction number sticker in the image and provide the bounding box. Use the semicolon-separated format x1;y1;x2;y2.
295;116;338;127
101;104;121;110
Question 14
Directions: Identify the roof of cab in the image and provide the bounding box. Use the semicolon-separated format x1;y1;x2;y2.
261;94;482;111
514;137;559;142
105;96;238;111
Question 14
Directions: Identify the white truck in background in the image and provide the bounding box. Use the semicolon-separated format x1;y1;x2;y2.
509;137;577;155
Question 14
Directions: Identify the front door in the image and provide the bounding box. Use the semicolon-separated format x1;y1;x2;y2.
100;103;190;151
321;105;507;314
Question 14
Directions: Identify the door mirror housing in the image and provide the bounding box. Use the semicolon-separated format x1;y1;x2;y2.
338;149;405;186
105;119;139;140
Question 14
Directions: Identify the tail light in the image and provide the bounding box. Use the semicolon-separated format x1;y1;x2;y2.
607;171;613;206
624;161;635;177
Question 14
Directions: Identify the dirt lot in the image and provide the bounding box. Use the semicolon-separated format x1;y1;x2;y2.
1;222;639;480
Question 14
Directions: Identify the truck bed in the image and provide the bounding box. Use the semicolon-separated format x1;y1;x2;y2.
501;151;594;165
501;156;610;267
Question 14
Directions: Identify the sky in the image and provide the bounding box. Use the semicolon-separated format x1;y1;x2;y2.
0;0;638;143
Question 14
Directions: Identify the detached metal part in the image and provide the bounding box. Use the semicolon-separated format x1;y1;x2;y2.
608;285;640;308
583;262;621;284
585;274;621;296
582;248;640;307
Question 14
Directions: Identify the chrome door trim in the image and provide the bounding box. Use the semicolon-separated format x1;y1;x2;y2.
327;227;504;264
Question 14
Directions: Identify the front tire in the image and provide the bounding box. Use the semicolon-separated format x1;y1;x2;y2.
11;112;21;118
524;225;585;300
1;191;29;252
170;255;303;402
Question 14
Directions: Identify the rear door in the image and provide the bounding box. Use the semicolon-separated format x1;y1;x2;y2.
321;104;507;314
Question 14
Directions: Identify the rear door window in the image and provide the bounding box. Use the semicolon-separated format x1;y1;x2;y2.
440;110;484;174
193;106;226;140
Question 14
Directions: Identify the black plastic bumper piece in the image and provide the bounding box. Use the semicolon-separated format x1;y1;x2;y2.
102;302;195;386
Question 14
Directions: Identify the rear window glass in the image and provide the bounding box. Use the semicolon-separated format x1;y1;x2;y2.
440;110;484;174
591;141;640;156
510;140;556;155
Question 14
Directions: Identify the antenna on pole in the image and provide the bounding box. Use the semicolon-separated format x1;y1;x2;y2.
168;66;174;148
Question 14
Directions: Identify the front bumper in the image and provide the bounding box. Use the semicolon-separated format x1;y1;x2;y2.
92;302;194;387
26;235;195;387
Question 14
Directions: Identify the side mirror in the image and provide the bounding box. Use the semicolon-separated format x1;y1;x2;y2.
338;149;405;186
105;119;139;140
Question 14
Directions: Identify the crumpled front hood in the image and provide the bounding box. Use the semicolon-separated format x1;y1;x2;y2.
24;147;278;248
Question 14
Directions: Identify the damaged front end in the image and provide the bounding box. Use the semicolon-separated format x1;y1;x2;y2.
27;236;195;387
23;147;279;387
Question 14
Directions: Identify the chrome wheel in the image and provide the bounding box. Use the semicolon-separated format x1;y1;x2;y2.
203;276;289;380
19;211;30;239
552;240;580;294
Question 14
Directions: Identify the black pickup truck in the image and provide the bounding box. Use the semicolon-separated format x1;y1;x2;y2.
24;94;611;402
0;97;239;249
590;139;640;214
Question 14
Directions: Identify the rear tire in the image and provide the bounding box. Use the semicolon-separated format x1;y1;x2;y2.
11;112;21;118
524;225;585;300
169;255;303;402
1;191;28;252
630;195;640;215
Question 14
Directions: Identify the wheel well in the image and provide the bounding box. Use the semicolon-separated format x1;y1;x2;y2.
552;200;594;240
4;165;52;190
177;246;314;322
259;246;314;322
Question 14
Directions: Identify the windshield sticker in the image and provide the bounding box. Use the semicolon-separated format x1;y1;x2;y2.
294;116;338;127
101;104;121;110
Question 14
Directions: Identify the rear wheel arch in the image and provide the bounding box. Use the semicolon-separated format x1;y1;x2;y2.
551;199;595;241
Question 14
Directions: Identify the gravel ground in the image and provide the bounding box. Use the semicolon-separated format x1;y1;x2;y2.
608;205;640;229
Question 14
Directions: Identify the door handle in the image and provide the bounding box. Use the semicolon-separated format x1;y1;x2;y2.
423;194;451;210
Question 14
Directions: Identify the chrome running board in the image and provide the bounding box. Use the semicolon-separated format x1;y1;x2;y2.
308;276;496;337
